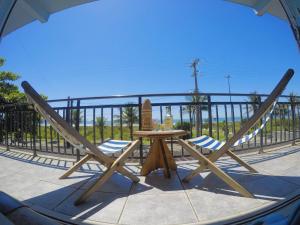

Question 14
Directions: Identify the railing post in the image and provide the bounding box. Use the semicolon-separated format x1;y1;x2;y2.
0;111;3;145
100;107;104;143
230;99;236;135
195;93;200;137
138;96;143;165
258;96;264;154
224;104;229;141
298;104;300;141
32;110;37;157
111;108;114;139
290;97;296;146
66;96;71;149
75;99;81;162
207;95;213;137
5;110;9;151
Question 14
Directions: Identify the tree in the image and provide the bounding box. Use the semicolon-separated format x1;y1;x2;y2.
289;92;299;145
96;116;107;142
174;121;191;138
274;93;300;117
96;116;107;127
0;58;25;142
122;104;138;128
0;58;49;144
289;92;300;104
247;91;260;113
220;121;229;140
71;110;83;127
183;94;208;127
0;58;26;104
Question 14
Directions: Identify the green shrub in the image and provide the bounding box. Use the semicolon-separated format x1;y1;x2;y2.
174;121;191;139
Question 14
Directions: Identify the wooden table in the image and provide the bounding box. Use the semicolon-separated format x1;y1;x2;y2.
134;130;187;178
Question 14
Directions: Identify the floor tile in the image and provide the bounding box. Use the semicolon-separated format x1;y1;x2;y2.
188;191;271;222
130;171;184;195
20;181;77;210
119;193;197;225
80;172;133;194
55;190;127;224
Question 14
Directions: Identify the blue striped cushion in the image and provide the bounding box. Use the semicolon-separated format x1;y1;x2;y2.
98;140;132;155
189;136;225;151
189;100;277;151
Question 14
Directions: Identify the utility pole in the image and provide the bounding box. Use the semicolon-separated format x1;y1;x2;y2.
190;58;200;93
225;75;232;102
190;58;200;136
225;75;235;136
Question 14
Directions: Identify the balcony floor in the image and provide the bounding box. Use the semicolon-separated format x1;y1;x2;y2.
0;145;300;225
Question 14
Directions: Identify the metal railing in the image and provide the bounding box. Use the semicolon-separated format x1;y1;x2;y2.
0;92;299;162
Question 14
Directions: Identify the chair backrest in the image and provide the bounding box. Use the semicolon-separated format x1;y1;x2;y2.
189;100;278;151
233;99;277;147
21;81;112;163
210;69;294;161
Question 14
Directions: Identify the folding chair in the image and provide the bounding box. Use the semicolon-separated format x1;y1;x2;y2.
22;81;140;205
178;69;294;198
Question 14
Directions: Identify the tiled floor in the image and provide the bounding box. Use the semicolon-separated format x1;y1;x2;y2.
0;145;300;225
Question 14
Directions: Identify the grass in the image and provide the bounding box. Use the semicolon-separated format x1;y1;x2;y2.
27;118;297;146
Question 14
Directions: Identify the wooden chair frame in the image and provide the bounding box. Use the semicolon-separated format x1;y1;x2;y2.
21;81;140;205
178;69;294;198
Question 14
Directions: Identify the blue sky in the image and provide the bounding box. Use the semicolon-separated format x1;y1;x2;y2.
0;0;299;101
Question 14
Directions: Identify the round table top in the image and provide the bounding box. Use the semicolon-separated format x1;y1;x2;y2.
133;130;187;138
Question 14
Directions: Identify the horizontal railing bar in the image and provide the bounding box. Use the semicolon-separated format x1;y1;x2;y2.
46;101;294;110
1;101;297;112
46;92;294;103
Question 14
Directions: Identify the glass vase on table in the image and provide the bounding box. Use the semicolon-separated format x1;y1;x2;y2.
164;106;173;130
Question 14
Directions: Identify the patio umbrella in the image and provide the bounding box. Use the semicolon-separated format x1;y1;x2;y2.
226;0;300;48
0;0;96;38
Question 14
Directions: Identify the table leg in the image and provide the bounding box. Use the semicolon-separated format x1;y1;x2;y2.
161;140;177;171
159;139;171;178
140;138;177;177
140;140;159;176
